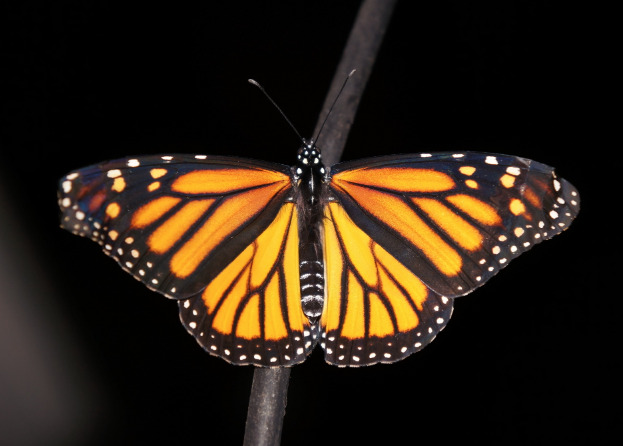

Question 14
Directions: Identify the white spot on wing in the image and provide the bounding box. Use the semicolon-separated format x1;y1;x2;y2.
553;179;561;191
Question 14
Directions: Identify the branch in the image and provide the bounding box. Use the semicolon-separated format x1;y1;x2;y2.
315;0;398;166
243;367;291;446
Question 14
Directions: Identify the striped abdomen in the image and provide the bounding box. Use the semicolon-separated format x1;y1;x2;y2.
300;260;324;322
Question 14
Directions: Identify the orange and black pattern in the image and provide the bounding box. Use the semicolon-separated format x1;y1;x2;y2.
59;150;579;366
321;201;453;366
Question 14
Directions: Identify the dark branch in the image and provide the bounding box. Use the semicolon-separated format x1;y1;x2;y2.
315;0;398;166
243;367;291;446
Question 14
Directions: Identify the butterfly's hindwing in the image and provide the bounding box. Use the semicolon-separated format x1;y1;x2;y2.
328;152;580;299
179;203;315;366
320;202;454;366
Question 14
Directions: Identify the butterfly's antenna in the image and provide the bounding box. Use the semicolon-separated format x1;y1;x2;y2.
311;69;357;145
248;79;306;146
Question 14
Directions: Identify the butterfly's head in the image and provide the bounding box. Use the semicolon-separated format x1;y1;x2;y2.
295;140;325;176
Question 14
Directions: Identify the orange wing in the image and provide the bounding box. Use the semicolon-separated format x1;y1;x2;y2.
321;152;579;366
59;154;313;365
328;152;580;299
179;203;315;366
320;202;453;366
59;155;293;298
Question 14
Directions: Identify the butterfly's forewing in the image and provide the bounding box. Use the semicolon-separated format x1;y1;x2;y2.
328;152;580;299
320;202;454;366
59;154;314;365
59;155;293;297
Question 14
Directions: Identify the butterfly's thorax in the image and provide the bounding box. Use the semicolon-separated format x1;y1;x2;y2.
295;143;326;323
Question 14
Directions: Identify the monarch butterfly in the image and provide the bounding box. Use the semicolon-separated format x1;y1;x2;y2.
58;144;579;366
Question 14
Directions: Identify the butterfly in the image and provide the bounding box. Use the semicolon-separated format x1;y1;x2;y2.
58;147;579;367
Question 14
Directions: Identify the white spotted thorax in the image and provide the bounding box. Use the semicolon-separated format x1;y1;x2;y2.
295;141;326;179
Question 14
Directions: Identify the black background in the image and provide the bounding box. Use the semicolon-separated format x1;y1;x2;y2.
2;1;615;445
